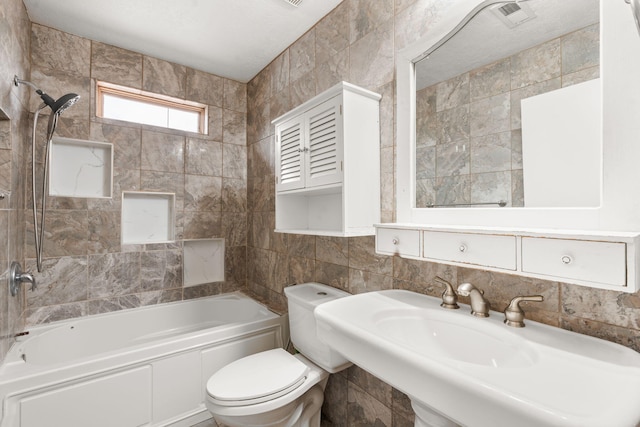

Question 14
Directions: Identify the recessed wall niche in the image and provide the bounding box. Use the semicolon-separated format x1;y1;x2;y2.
121;191;175;244
183;239;225;287
49;137;113;198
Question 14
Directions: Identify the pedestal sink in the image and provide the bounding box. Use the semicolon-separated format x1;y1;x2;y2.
314;290;640;427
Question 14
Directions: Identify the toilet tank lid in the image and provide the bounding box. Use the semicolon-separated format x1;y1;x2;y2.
284;283;351;309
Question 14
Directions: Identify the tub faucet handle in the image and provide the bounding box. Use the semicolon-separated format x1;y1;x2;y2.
434;276;459;309
9;262;36;297
504;295;544;328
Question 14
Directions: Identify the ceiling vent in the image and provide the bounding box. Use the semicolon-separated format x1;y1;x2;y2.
282;0;303;6
490;1;537;28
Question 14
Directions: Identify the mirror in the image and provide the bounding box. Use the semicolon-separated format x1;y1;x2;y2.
413;0;600;208
396;0;640;231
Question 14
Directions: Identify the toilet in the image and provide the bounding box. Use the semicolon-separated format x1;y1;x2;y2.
205;282;352;427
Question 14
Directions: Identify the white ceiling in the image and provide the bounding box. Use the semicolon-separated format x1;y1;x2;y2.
22;0;343;83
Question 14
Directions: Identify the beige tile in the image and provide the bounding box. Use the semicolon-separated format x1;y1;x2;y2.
186;68;223;107
222;110;247;145
510;38;561;90
270;51;289;95
142;56;186;98
186;138;222;177
562;24;599;75
349;0;393;44
91;42;142;88
436;73;469;112
25;256;88;308
290;30;316;83
224;79;247;113
316;2;349;64
317;236;349;266
223;144;247;180
348;236;392;275
347;382;392;426
184;174;222;212
349;17;394;90
31;24;90;77
140;249;182;291
141;130;185;173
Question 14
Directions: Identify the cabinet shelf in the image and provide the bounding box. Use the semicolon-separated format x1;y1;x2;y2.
273;82;381;237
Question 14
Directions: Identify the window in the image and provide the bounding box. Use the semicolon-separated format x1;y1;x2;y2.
96;81;208;134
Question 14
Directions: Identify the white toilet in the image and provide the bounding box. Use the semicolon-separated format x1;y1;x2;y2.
205;282;351;427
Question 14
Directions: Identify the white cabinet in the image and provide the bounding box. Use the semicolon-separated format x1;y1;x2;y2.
423;231;516;270
276;95;343;192
375;224;640;293
376;227;421;257
274;82;381;236
521;237;627;287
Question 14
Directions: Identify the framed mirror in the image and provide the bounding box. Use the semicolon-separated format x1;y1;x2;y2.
396;0;640;231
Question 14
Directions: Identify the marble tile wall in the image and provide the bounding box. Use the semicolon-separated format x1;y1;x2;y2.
21;24;248;326
415;23;600;208
0;0;30;361
245;2;638;426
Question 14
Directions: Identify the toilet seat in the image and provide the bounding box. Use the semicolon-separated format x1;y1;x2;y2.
206;348;310;407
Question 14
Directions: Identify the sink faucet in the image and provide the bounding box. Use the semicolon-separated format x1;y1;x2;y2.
456;283;490;317
504;295;544;327
433;276;459;309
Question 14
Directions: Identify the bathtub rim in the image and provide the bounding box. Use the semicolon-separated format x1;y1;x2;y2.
0;292;288;427
1;291;287;372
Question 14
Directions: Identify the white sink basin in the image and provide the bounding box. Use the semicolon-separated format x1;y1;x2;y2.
375;309;537;368
315;290;640;427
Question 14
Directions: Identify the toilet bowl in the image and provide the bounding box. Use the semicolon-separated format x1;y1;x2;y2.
205;283;351;427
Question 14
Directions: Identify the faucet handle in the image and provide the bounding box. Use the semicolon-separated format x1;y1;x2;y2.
434;276;459;309
504;295;544;328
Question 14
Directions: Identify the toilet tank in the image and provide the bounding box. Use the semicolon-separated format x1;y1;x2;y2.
284;283;352;373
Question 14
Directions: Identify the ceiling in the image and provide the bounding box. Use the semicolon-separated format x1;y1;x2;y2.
22;0;343;83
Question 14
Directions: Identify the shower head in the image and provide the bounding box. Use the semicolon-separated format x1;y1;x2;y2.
50;92;80;115
13;76;80;116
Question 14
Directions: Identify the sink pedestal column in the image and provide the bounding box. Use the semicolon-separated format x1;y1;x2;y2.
412;400;459;427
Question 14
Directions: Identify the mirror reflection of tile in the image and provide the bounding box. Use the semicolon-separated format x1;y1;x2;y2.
415;23;599;208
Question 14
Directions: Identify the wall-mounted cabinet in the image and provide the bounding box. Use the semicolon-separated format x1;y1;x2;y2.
273;82;381;236
375;224;640;293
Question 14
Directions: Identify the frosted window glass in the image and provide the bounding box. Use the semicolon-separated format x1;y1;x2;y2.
102;93;200;133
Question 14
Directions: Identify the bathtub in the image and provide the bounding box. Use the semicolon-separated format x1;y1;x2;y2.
0;292;287;427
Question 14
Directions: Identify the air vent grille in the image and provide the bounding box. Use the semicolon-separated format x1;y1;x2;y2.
283;0;303;6
490;1;536;28
499;3;521;16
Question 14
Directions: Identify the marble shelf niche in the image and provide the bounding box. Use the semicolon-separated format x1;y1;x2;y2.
182;238;225;287
49;137;113;198
121;191;175;244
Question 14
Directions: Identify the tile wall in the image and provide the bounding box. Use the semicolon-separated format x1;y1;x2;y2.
415;24;599;208
0;0;30;360
21;23;248;325
245;1;640;425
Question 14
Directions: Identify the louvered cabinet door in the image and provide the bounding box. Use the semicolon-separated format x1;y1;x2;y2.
303;96;344;189
276;117;305;192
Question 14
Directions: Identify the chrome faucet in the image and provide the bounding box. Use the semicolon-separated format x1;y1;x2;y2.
434;276;459;309
504;295;544;328
9;262;36;297
456;283;490;317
